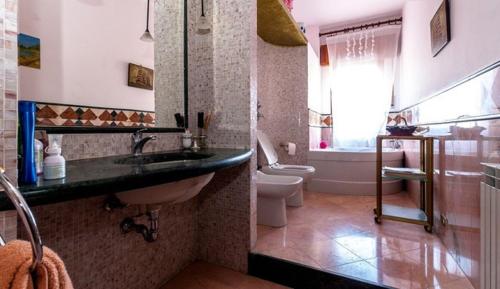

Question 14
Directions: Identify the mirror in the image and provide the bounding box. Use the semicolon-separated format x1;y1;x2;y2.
18;0;186;129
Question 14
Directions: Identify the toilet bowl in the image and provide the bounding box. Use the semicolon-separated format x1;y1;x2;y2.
257;171;303;227
257;130;315;207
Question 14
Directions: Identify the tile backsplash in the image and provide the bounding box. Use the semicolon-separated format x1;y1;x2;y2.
60;133;181;161
0;0;19;243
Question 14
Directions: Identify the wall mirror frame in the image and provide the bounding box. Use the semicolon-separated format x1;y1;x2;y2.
19;0;188;134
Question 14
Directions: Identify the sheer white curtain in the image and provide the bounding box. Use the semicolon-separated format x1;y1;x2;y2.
326;25;401;148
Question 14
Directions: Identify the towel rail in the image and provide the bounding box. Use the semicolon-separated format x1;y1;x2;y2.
0;167;43;272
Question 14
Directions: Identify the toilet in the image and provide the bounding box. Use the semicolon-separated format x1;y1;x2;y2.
257;171;303;227
257;130;315;207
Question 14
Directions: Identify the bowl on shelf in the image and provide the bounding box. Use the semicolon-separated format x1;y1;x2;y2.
386;117;417;136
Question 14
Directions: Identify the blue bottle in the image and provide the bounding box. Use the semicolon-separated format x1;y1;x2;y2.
19;101;37;184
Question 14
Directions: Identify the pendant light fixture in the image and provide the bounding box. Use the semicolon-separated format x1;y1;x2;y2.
140;0;154;42
196;0;210;35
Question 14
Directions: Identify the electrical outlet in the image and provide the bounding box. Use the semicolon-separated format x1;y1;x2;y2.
440;214;448;226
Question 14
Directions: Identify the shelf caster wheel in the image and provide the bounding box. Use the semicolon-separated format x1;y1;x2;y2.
374;216;381;224
424;225;433;233
373;208;377;215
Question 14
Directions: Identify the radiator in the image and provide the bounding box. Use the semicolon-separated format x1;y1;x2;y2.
481;176;500;289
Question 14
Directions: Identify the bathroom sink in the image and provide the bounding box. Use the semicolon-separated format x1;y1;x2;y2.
114;151;214;165
114;152;216;205
116;173;215;205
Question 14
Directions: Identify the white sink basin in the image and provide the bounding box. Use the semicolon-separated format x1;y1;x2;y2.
116;173;215;205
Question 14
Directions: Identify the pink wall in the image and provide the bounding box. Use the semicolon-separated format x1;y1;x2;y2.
398;0;500;109
396;2;500;286
398;64;500;289
18;0;155;111
404;122;491;289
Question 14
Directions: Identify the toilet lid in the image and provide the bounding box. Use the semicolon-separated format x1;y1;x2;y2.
257;130;279;165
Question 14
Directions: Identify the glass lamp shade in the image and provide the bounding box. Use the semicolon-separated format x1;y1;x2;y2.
196;15;211;35
140;30;154;42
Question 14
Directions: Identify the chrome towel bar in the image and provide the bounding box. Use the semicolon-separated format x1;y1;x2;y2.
0;167;43;272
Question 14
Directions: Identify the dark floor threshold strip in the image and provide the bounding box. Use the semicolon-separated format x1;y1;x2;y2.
248;253;392;289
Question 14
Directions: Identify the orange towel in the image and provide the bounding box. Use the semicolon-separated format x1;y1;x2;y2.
0;240;73;289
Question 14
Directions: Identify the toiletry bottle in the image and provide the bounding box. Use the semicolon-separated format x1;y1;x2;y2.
34;139;44;175
182;130;192;149
43;142;66;180
18;101;37;184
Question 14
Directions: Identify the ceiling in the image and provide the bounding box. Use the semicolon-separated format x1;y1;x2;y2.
291;0;408;29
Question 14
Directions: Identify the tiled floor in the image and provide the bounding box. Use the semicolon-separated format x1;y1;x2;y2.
161;261;290;289
253;191;475;289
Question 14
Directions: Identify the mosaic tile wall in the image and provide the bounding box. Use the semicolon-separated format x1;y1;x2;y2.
18;132;192;289
187;0;214;134
19;195;198;289
257;37;308;165
10;3;257;289
155;0;185;128
194;0;258;272
59;132;181;161
0;210;16;242
14;3;256;289
35;102;156;127
0;0;18;243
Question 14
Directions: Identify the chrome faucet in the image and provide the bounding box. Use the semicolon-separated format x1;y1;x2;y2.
131;129;157;156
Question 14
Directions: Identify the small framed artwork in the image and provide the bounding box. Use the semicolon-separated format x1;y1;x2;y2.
430;0;451;57
128;63;154;90
18;33;41;69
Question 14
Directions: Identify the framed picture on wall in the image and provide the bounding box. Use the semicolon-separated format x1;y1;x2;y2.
128;63;154;90
18;33;41;69
430;0;451;57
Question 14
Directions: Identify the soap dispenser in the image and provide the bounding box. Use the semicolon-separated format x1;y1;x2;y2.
43;137;66;180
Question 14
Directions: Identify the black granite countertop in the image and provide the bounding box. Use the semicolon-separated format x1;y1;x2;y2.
0;148;252;210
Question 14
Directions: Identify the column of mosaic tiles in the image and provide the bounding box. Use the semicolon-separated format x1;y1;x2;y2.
0;0;18;242
187;0;214;132
155;0;184;128
196;0;258;272
257;37;309;166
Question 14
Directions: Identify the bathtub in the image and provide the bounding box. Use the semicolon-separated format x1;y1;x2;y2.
307;147;403;195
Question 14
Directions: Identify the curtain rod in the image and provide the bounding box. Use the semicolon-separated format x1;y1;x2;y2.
319;17;403;38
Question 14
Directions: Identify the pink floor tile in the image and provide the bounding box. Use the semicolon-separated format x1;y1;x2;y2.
253;191;475;289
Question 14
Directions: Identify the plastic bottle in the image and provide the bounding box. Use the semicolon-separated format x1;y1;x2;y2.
43;142;66;180
182;130;192;149
19;101;37;184
34;139;44;175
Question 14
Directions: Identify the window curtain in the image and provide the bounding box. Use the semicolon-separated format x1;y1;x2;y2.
326;25;401;148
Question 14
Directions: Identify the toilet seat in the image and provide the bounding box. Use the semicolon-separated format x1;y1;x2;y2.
261;163;316;183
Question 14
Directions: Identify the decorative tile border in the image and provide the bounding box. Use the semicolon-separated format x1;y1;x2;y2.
35;102;156;127
309;109;332;127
